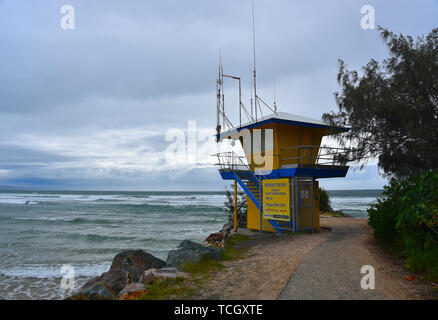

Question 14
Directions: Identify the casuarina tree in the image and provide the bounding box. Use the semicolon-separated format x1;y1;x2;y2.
323;27;438;178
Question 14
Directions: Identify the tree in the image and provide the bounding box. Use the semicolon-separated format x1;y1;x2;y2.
323;27;438;178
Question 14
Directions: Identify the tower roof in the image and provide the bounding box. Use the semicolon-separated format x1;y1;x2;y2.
217;112;350;141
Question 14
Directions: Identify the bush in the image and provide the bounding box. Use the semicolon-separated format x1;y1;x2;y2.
368;179;406;252
396;171;438;279
368;171;438;281
319;187;333;212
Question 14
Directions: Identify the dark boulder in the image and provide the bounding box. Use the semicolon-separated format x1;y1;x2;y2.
74;268;129;299
100;269;130;294
77;280;116;300
110;249;166;282
166;240;222;269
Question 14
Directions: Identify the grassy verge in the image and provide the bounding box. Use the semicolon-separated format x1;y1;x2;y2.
139;234;252;300
139;277;195;300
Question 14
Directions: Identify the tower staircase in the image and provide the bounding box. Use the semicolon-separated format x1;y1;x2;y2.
215;152;284;233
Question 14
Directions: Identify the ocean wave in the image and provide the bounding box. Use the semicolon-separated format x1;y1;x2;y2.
63;233;138;242
0;262;110;279
9;216;121;225
0;192;226;207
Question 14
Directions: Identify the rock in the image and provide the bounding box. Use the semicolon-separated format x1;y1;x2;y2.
78;280;116;300
100;269;130;294
117;283;147;300
75;268;129;299
140;267;189;284
166;240;223;269
110;249;166;282
221;222;234;233
204;232;226;248
204;222;234;248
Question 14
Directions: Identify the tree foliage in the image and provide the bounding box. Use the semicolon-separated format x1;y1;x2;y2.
368;170;438;280
318;187;333;212
323;27;438;178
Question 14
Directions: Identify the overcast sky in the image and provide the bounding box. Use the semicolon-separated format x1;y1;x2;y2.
0;0;437;191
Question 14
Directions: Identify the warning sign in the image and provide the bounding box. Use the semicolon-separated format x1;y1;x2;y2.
262;178;290;222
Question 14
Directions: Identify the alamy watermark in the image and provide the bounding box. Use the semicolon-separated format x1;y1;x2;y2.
361;5;375;30
60;264;75;293
164;121;275;173
60;5;75;30
360;265;375;290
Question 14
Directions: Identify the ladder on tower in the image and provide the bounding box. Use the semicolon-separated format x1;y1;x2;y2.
215;152;283;233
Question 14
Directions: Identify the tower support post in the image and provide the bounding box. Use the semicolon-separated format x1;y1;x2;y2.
234;180;238;232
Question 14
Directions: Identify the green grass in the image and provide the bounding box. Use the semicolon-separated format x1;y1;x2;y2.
181;234;252;274
181;256;225;275
139;277;195;300
221;234;252;260
139;234;253;300
226;233;252;244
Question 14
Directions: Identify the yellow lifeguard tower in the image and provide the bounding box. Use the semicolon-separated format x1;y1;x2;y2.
215;111;350;234
214;3;350;233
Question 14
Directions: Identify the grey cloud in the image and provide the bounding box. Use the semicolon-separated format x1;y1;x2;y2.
0;0;437;190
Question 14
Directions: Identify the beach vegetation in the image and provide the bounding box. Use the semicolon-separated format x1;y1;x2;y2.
181;256;225;275
221;234;251;260
139;277;195;300
319;187;333;212
368;171;438;281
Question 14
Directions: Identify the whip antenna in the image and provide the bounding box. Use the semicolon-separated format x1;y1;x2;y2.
252;0;257;122
273;68;277;113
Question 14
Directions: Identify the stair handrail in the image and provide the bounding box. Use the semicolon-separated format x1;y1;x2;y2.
214;152;263;184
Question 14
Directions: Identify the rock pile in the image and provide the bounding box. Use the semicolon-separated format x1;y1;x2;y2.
70;237;224;300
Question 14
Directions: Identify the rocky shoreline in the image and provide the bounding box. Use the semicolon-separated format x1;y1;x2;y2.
68;222;234;300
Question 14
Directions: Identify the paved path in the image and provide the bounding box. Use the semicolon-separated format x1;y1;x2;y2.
279;218;431;300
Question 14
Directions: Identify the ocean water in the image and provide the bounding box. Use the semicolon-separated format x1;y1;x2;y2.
328;189;382;217
0;189;381;300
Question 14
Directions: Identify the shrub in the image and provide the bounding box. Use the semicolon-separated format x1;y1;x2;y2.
319;187;333;212
368;179;406;252
396;171;438;279
368;171;438;281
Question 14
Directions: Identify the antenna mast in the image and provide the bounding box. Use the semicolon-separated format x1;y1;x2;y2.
273;68;277;113
216;51;223;142
252;0;257;122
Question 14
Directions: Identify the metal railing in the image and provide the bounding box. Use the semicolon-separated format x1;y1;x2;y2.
215;152;250;171
215;146;350;173
215;151;264;208
280;145;350;166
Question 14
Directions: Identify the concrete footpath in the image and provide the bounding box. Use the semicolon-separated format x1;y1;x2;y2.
279;218;433;300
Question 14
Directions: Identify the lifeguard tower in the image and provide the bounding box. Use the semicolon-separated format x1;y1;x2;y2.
215;109;350;234
214;34;350;233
